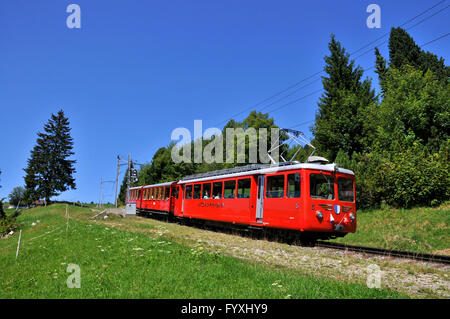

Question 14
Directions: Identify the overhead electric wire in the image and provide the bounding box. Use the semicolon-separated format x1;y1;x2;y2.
420;32;449;46
350;0;447;56
214;0;448;127
280;31;449;130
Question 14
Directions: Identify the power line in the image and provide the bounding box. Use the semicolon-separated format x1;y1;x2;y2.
280;31;449;130
350;0;447;56
213;0;448;127
420;32;449;46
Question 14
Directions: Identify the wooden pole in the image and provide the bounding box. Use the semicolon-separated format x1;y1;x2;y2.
66;204;69;234
15;230;22;260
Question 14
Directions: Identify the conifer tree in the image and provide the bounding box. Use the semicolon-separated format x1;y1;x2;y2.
312;34;376;160
23;110;76;204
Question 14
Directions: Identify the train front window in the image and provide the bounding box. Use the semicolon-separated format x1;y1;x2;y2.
287;173;301;198
224;180;236;199
310;173;335;200
185;185;192;199
338;178;354;202
213;182;223;199
193;184;201;199
266;175;284;198
237;179;251;198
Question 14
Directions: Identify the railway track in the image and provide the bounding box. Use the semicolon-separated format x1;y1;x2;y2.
316;241;450;265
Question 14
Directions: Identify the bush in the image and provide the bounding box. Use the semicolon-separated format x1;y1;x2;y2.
0;199;19;237
335;141;449;209
381;142;449;208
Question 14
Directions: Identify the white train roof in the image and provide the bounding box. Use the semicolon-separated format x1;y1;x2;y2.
178;162;354;184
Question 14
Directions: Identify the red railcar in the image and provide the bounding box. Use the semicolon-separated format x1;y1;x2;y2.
127;160;356;240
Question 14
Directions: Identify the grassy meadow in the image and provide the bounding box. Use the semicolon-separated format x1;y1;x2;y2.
0;204;406;299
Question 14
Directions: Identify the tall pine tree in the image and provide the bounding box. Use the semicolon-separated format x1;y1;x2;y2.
24;110;76;204
384;27;449;83
312;34;376;160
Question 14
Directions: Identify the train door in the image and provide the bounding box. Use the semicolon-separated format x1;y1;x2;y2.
255;175;265;223
180;185;185;216
169;186;176;212
173;185;183;217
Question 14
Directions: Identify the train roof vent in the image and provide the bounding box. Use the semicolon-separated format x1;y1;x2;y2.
306;156;329;164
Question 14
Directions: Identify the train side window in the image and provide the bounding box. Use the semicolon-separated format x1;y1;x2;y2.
202;183;211;199
287;173;301;198
237;179;251;198
266;175;284;198
174;187;179;199
310;173;335;200
224;180;236;199
185;185;192;199
193;184;201;199
150;188;154;200
212;182;223;199
158;187;162;200
165;187;170;200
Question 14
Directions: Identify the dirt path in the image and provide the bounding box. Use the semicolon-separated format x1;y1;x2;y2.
85;214;450;298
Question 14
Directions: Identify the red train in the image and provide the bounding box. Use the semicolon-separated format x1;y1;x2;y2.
127;158;356;241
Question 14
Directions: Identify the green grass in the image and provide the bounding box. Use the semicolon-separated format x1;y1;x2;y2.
330;204;450;254
0;205;406;299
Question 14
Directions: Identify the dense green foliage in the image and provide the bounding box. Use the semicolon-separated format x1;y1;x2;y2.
0;198;19;237
323;28;449;208
23;110;76;204
312;34;377;160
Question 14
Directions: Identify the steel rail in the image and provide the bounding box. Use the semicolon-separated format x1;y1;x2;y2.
316;241;450;264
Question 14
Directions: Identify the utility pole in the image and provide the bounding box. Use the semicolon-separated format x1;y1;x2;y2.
114;155;120;208
98;176;103;208
126;153;131;204
98;176;115;208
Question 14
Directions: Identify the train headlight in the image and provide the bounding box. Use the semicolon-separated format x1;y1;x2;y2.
316;211;323;220
349;213;355;222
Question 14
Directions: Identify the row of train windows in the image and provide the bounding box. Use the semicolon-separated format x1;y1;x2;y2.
129;187;179;201
142;187;171;201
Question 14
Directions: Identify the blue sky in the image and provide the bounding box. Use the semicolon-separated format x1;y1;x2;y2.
0;0;448;204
